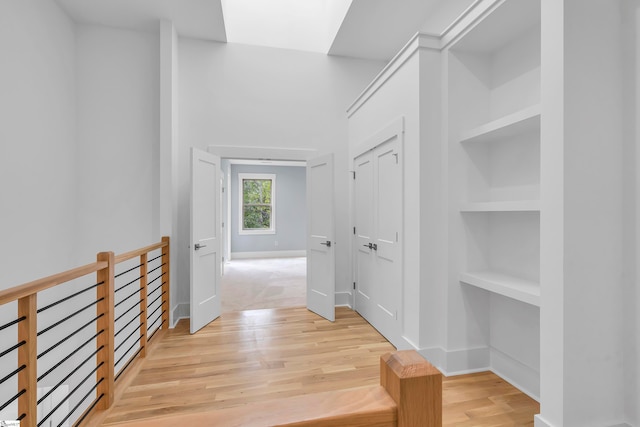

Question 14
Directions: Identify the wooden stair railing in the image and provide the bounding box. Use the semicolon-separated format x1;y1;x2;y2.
113;350;442;427
0;237;170;427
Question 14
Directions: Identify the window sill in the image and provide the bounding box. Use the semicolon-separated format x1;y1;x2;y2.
238;229;276;236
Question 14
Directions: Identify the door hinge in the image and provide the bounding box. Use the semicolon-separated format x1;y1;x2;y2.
353;227;356;235
393;153;398;164
222;187;225;193
352;171;356;180
353;282;356;290
222;222;225;228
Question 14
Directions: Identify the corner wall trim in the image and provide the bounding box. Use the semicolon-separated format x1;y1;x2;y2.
335;291;352;308
490;348;540;401
347;33;439;118
533;415;552;427
171;303;189;328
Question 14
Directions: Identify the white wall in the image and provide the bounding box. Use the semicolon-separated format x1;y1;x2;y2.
0;0;77;288
230;165;306;254
622;2;640;426
75;24;160;261
177;38;385;310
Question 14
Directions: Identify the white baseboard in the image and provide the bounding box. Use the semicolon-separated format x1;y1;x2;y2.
231;250;306;260
445;346;490;375
534;417;631;427
415;345;540;402
534;415;551;427
171;303;189;328
491;348;540;401
418;346;446;371
335;291;352;308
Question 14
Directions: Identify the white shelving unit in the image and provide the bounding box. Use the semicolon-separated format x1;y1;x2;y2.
447;0;542;398
450;0;542;299
460;200;540;212
460;271;540;307
458;105;541;145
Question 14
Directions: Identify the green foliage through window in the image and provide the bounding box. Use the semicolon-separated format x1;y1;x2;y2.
242;179;273;230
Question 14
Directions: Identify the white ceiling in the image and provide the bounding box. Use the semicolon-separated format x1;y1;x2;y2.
329;0;442;61
55;0;227;41
55;0;475;61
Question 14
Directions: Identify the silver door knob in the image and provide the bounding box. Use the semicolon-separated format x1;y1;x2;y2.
194;243;207;250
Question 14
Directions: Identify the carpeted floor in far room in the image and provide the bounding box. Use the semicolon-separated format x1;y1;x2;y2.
221;257;307;313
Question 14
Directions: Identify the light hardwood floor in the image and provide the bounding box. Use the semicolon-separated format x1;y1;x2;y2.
101;307;539;426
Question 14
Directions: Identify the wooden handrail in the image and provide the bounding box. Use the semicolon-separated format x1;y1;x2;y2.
114;241;168;264
0;261;107;306
113;350;442;427
0;237;170;427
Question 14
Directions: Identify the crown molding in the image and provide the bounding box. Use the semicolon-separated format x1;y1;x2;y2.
346;32;440;118
346;0;504;118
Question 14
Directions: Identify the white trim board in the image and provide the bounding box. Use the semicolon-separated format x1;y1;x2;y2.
351;117;405;159
346;1;520;119
335;291;352;308
416;344;541;403
208;145;317;161
230;250;306;260
170;303;189;328
347;33;439;118
533;418;631;427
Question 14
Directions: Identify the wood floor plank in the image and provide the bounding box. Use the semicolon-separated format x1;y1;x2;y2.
100;307;539;426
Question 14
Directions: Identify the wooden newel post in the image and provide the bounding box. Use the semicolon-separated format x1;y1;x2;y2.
96;251;115;409
17;294;37;427
380;350;442;427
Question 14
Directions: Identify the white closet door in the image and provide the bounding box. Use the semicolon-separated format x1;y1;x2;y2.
354;151;375;319
372;141;402;335
353;137;402;340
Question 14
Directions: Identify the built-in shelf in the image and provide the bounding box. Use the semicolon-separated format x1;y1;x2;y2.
458;105;541;144
460;200;540;212
460;271;540;307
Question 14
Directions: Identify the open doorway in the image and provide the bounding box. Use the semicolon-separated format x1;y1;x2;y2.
220;158;307;313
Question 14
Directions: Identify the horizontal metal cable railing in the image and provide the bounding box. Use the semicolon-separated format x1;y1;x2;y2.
0;237;170;427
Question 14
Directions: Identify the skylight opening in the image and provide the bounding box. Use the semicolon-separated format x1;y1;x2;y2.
221;0;352;54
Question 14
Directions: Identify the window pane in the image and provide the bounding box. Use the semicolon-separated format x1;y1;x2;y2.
243;179;272;204
243;206;272;229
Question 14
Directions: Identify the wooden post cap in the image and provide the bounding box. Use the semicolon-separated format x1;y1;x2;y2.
380;350;442;427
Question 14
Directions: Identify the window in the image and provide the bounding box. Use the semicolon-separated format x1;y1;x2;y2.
238;173;276;235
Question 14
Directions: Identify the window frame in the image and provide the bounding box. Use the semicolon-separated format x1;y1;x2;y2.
238;173;276;235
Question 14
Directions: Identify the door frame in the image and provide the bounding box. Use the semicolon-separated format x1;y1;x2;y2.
349;117;405;329
207;145;319;264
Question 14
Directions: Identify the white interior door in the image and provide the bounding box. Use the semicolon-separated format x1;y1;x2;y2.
306;153;335;321
353;137;402;340
190;147;222;334
372;143;402;330
354;151;374;320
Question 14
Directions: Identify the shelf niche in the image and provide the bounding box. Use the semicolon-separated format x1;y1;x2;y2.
447;0;542;401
